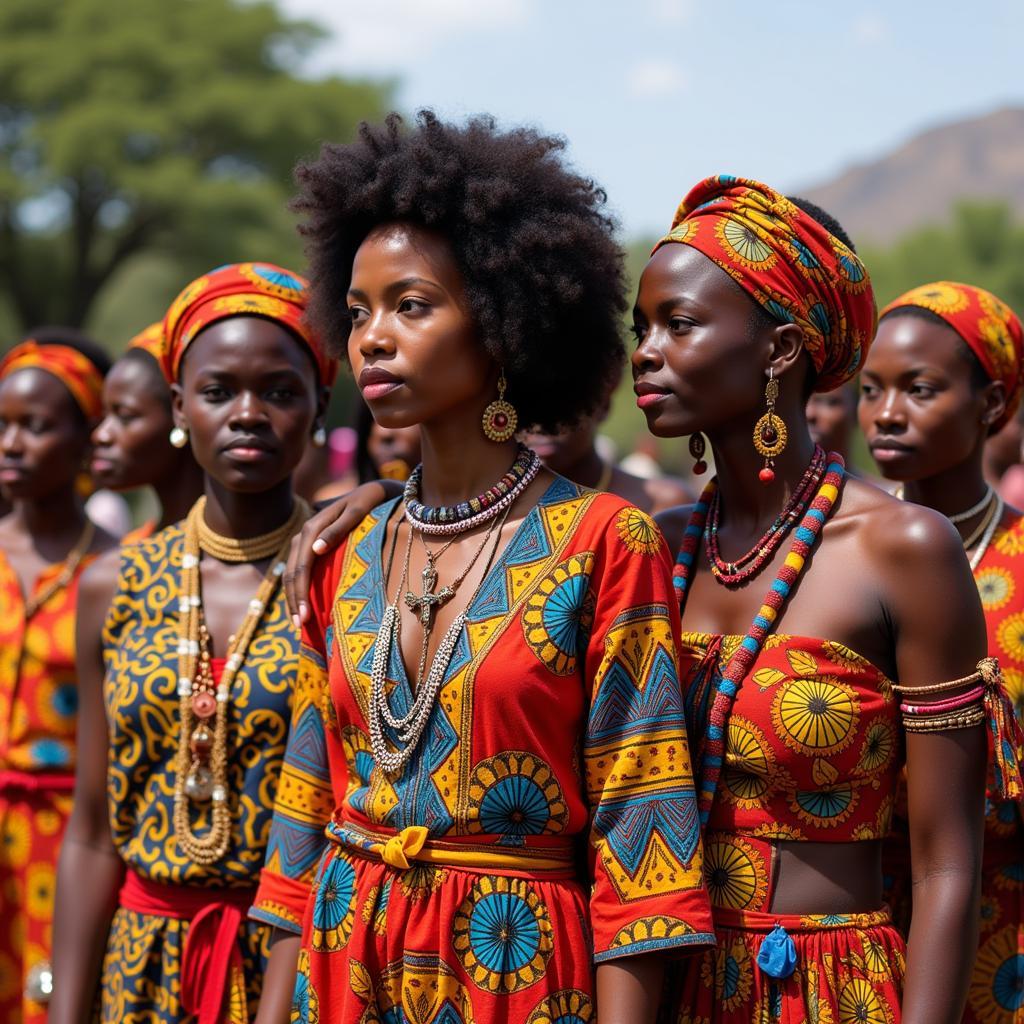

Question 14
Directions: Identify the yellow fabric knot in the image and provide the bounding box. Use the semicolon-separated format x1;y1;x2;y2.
381;826;429;870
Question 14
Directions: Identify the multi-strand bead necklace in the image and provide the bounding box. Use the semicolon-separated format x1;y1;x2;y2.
370;447;537;771
173;496;308;865
673;451;847;824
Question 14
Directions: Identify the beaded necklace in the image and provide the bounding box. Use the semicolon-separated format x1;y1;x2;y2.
673;453;846;824
193;495;308;562
403;445;540;536
704;446;826;585
370;501;513;774
23;519;95;618
173;497;307;865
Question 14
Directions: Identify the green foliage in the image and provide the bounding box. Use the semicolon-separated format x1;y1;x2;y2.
0;0;392;336
863;201;1024;309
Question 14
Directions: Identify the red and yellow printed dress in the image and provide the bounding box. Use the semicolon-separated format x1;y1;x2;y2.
100;524;299;1024
252;480;715;1023
0;547;95;1024
674;632;906;1023
885;507;1024;1023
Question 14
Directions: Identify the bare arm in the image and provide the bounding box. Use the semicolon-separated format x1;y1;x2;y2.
49;552;125;1024
876;506;986;1024
253;933;301;1024
285;480;402;623
596;956;664;1024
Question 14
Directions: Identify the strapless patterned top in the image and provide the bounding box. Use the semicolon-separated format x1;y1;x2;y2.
681;632;899;843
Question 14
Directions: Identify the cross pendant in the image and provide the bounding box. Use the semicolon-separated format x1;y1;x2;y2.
405;562;455;626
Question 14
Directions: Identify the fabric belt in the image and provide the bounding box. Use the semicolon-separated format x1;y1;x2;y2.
328;820;578;878
119;869;255;1024
0;769;75;792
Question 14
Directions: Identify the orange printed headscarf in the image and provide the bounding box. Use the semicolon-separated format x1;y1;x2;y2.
881;282;1024;430
0;340;105;421
162;262;338;387
654;175;876;392
126;321;168;374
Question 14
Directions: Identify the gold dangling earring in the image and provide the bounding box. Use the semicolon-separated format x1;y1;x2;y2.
753;368;787;484
689;433;708;475
481;368;518;443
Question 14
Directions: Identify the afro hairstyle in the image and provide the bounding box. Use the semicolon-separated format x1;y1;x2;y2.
293;110;628;433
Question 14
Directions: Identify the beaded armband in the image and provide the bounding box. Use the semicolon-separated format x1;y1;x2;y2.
894;658;1024;801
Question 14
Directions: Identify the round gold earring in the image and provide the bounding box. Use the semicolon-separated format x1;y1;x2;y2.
752;370;786;483
481;369;518;443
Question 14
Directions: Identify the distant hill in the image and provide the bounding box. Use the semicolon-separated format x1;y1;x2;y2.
799;107;1024;246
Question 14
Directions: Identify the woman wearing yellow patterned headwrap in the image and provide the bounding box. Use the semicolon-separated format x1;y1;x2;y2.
89;322;203;544
0;333;117;1024
862;282;1024;1024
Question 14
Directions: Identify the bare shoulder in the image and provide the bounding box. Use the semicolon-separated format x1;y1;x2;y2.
79;546;123;610
654;503;697;555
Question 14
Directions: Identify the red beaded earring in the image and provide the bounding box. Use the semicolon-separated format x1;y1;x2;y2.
689;432;708;475
752;368;787;484
481;368;518;443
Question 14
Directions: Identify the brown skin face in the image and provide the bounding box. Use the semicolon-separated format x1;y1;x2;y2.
806;386;857;457
367;421;421;476
347;223;494;433
172;316;323;495
859;315;1004;483
0;368;90;502
91;356;178;491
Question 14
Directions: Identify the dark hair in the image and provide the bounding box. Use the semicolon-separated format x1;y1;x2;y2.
879;305;990;391
293;110;627;432
21;326;112;376
116;348;172;408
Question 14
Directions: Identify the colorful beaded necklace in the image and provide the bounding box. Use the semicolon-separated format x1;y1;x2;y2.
673;452;846;824
403;444;540;536
704;445;826;585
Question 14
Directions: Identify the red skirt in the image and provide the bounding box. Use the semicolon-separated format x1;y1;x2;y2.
671;906;905;1023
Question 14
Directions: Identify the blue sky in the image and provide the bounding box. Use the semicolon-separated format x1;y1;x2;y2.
280;0;1023;238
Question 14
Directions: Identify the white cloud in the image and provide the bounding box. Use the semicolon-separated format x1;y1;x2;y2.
281;0;535;72
626;59;686;99
853;12;890;44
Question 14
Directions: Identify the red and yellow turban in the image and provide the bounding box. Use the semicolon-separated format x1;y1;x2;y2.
0;340;105;421
126;321;168;371
162;262;338;387
654;175;876;392
881;282;1024;430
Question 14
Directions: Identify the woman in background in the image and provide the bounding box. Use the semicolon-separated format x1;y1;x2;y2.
0;337;116;1024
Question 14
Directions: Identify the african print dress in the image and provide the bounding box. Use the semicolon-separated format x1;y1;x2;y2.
0;547;94;1024
100;524;298;1024
885;507;1024;1023
252;481;715;1023
673;633;907;1023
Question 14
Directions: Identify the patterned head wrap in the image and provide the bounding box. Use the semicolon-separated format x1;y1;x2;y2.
653;175;877;392
881;282;1024;430
126;322;168;377
162;262;338;387
0;340;105;421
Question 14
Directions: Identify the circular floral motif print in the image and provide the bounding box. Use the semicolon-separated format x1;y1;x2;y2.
856;719;897;775
453;875;553;994
772;676;860;757
311;851;356;952
703;835;768;910
716;217;776;270
238;262;306;301
522;552;596;675
969;924;1024;1021
615;507;662;556
997;612;1024;663
699;935;752;1012
467;750;568;836
837;977;888;1024
976;567;1015;611
526;988;594;1024
721;716;776;808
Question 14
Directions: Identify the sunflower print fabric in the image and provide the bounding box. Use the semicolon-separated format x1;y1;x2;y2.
0;547;95;1024
672;631;905;1021
252;480;714;1022
98;524;298;1022
885;506;1024;1023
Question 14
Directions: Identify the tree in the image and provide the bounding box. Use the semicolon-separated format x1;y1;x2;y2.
0;0;393;330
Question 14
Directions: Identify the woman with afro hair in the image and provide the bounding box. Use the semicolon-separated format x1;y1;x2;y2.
252;111;714;1024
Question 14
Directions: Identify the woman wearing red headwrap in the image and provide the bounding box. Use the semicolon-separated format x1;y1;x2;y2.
50;262;336;1024
89;322;205;544
635;179;1021;1024
861;282;1024;1024
278;176;1022;1022
0;335;117;1024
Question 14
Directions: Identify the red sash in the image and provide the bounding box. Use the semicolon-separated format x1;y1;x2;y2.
0;770;75;792
119;870;255;1024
